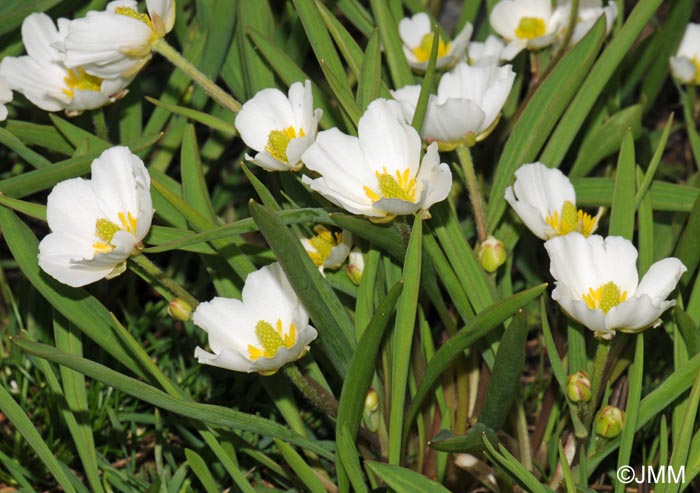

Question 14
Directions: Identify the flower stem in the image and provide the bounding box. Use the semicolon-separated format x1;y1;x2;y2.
283;364;339;419
584;338;611;428
151;38;242;114
129;253;199;310
93;109;109;142
456;145;488;244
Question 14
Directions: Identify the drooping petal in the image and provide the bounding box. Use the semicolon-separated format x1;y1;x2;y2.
38;232;113;287
22;13;65;63
192;297;256;356
0;56;70;112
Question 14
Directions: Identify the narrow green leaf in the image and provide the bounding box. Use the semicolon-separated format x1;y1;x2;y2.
559;441;577;493
50;114;110;151
337;425;369;493
675;309;700;358
181;124;217;221
675;193;700;284
356;30;382;111
317;0;364;78
635;113;673;208
479;312;528;431
250;201;356;377
237;0;276;97
185;449;220;493
274;439;327;493
410;24;439;133
0;0;63;36
483;439;553;493
427;423;499;454
0;127;53;168
608;129;636;239
368;0;413;88
5;120;74;156
665;370;700;493
0;195;46;221
146;97;237;135
573;178;699;212
320;57;363;126
366;461;452;493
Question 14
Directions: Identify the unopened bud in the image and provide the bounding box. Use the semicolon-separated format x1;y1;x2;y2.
168;298;193;321
566;370;591;403
595;405;625;438
346;248;365;285
478;236;506;273
363;389;380;432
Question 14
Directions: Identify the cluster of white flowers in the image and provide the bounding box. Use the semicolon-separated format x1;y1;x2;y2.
506;163;686;339
0;0;174;116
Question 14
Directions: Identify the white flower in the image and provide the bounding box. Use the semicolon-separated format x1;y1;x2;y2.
545;233;686;339
38;146;153;287
0;77;12;121
301;98;452;222
391;62;515;150
552;0;618;45
63;0;176;79
468;35;506;66
235;80;322;172
399;13;473;71
192;262;318;374
489;0;561;60
300;226;352;273
0;13;129;115
504;162;599;240
670;23;700;85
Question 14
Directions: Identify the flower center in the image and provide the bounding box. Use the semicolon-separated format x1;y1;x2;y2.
306;226;343;266
545;201;597;238
114;6;154;29
582;281;627;314
412;33;450;63
92;212;138;253
265;126;305;164
363;167;417;203
62;67;103;99
515;17;546;40
248;319;297;360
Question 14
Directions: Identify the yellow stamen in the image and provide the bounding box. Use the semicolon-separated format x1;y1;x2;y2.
545;201;597;238
92;213;139;254
582;282;627;314
363;167;417;203
411;32;450;63
114;6;154;29
515;17;546;40
306;226;342;266
62;67;103;99
264;126;305;164
248;319;297;361
692;57;700;84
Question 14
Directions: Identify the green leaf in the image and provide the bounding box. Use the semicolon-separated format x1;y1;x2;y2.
675;193;700;285
404;284;547;439
479;311;528;431
486;17;605;230
4;120;74;156
365;461;452;493
665;370;700;493
635;113;674;208
0;195;46;221
0;0;63;36
12;338;334;460
50;114;110;151
482;439;553;493
146;97;237;135
427;423;499;454
185;449;220;493
181;124;217;221
274;439;327;493
250;201;356;377
675;309;700;358
236;0;276;97
356;30;382;111
0;127;53;168
410;23;440;133
368;0;413;89
608;129;636;239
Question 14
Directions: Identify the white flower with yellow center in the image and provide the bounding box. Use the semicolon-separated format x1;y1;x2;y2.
505;162;598;240
489;0;561;60
391;62;515;150
545;233;686;339
38;146;153;287
301;98;452;222
670;23;700;85
235;80;322;172
0;13;130;115
192;262;318;374
300;226;352;273
0;77;12;121
399;13;473;71
468;35;506;66
63;0;175;79
552;0;618;45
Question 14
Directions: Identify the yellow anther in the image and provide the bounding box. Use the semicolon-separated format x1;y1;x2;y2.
364;167;417;203
114;6;154;29
515;17;546;40
62;67;103;98
118;211;138;234
412;32;450;63
545;201;597;238
306;226;342;266
248;319;297;361
582;281;627;313
264;126;305;164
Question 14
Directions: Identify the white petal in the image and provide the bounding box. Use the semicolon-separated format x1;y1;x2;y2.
415;143;452;210
504;187;551;239
676;23;700;60
390;85;421;124
605;296;674;333
193;297;256;354
46;177;101;238
66;89;111;111
245;152;291;172
399;13;431;48
194;346;256;372
38;233;113;287
588;236;638;294
0;56;69;111
302;175;381;217
242;263;301;326
500;39;527;61
552;290;609;333
287;80;314;133
147;0;176;36
22;13;64;63
545;233;601;298
635;257;686;302
423;96;485;143
235;87;296;152
670;57;697;84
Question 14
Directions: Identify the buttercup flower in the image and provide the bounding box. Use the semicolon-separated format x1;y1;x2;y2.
38;146;153;287
301;98;452;222
468;35;506;66
0;13;129;115
489;0;561;60
0;77;12;121
300;226;352;273
670;23;700;85
192;262;318;374
399;13;473;71
545;233;686;339
63;0;176;79
553;0;618;45
505;162;599;240
392;62;515;150
235;80;322;171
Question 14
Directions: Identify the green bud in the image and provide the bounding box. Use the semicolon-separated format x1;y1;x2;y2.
168;298;193;321
566;370;591;403
478;236;507;273
595;405;625;438
345;249;365;285
363;389;380;432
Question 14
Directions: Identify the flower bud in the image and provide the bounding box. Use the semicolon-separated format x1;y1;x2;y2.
566;370;591;403
363;389;380;432
595;405;625;438
168;298;193;321
346;248;365;285
477;235;506;273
